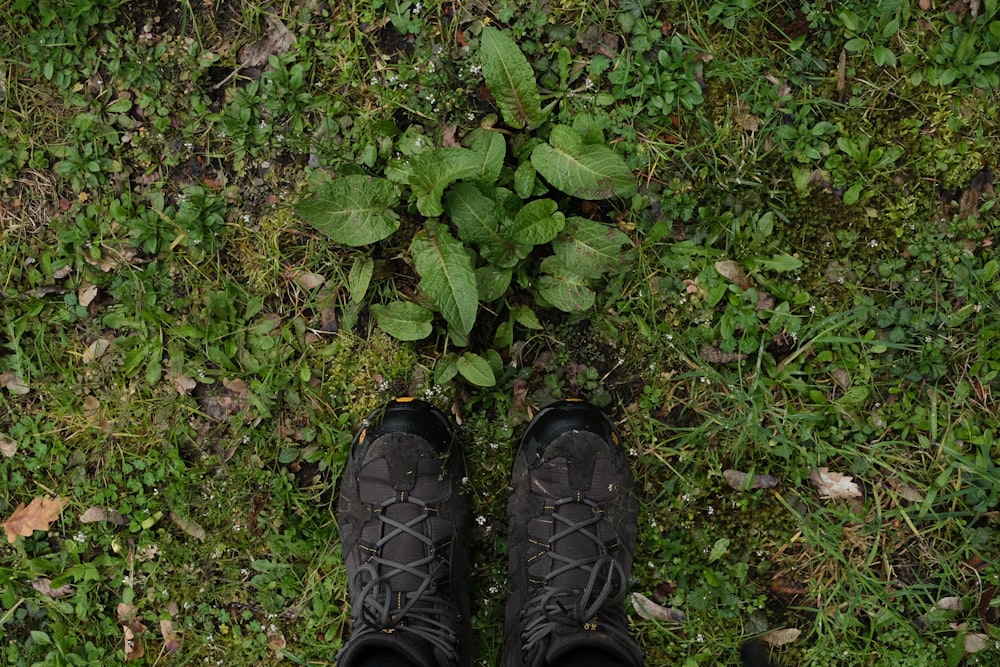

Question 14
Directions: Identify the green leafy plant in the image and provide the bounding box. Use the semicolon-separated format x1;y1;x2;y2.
294;26;635;384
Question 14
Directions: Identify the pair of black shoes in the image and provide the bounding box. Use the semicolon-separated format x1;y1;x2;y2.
336;398;644;667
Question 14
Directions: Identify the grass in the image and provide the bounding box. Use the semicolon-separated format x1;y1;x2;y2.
1;0;1000;665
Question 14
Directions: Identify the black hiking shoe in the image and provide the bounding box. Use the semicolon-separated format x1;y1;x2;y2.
503;400;644;667
337;398;470;667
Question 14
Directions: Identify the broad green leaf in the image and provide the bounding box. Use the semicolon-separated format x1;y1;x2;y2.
476;264;513;302
756;253;803;272
410;148;482;217
708;537;730;563
293;175;401;246
435;353;459;384
511;199;565;246
348;256;374;303
843;182;864;205
480;27;545;130
551;217;633;276
469;129;507;183
445;183;526;267
457;352;496;387
512;304;543;329
514;160;537;199
538;257;596;312
531;126;634;199
370;301;433;341
410;221;479;336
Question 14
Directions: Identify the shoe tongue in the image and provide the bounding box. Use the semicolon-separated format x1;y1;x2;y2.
359;452;451;596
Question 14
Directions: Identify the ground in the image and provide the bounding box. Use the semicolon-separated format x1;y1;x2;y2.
1;0;999;665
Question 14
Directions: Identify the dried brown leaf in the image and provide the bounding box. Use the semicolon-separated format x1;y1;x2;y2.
631;592;685;622
172;373;197;396
285;268;325;290
831;368;851;391
965;632;989;653
123;623;145;661
700;344;748;364
1;370;29;395
117;603;138;622
715;259;752;289
78;283;98;307
935;596;964;611
197;378;250;421
80;506;128;525
760;627;801;646
32;577;74;599
724;469;779;490
2;496;66;543
886;476;925;503
239;16;296;68
160;619;181;654
170;512;206;541
0;433;16;458
809;467;862;500
82;338;111;364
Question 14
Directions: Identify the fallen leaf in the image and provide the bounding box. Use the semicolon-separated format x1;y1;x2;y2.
82;338;112;364
160;619;181;654
631;592;685;622
2;496;66;543
760;627;801;646
964;632;989;653
32;578;74;599
808;467;862;500
958;169;995;219
170;512;206;541
715;259;753;289
78;283;98;307
284;268;325;290
196;378;250;421
82;243;136;272
700;344;748;364
267;624;286;650
885;476;925;503
239;16;296;68
123;623;144;661
724;469;780;490
172;373;197;396
1;370;29;395
0;434;16;457
80;506;128;525
117;603;138;623
935;596;964;611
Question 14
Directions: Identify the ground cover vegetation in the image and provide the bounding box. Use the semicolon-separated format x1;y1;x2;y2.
1;0;999;664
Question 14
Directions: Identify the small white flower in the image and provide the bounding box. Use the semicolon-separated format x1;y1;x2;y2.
707;506;714;515
476;515;486;526
629;448;638;457
682;493;692;503
469;64;482;75
696;634;705;643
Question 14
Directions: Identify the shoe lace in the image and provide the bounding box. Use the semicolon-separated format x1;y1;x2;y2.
350;492;459;664
520;495;632;655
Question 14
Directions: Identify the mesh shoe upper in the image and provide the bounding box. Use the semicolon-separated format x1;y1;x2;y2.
503;401;644;667
337;400;470;667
